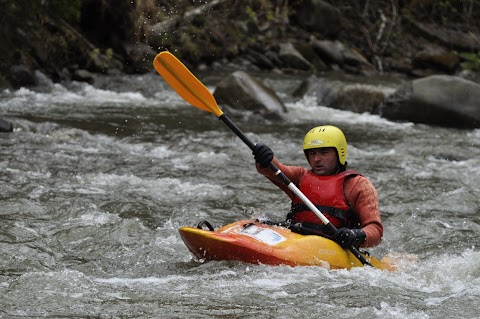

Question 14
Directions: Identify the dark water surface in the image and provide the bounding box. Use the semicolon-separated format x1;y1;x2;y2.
1;73;479;318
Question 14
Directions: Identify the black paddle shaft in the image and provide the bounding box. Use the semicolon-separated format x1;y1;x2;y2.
219;114;372;267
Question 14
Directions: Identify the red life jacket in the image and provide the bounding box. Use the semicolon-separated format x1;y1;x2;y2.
288;170;361;228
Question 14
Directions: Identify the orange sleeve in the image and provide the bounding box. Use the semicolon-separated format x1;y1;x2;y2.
255;158;308;200
344;175;383;247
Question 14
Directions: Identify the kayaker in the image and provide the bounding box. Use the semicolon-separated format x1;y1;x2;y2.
252;125;383;248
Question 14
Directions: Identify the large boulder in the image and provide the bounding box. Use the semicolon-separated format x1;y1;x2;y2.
294;75;396;114
9;64;38;88
412;47;461;74
381;75;480;128
312;39;373;71
294;42;329;72
213;71;287;120
407;18;480;51
278;42;312;71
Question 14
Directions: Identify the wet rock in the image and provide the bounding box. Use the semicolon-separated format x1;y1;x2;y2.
245;48;277;70
383;57;413;74
214;71;287;121
9;64;38;88
413;47;461;74
342;48;372;68
0;74;10;90
311;39;373;73
381;75;480;128
312;40;345;66
295;42;329;72
294;75;395;114
72;69;95;84
278;42;312;71
35;70;54;88
407;18;480;51
457;69;480;84
264;50;284;69
0;118;13;133
330;86;390;114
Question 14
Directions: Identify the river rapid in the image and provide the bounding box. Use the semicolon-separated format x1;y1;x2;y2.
1;71;479;319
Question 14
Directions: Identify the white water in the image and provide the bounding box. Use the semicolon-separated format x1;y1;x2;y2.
1;73;479;318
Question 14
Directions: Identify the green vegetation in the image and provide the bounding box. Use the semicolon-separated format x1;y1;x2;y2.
459;51;480;71
88;48;115;71
1;0;479;88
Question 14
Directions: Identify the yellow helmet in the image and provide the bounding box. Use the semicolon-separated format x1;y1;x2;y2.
303;125;347;165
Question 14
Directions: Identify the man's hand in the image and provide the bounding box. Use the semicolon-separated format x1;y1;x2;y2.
252;143;274;168
334;228;366;248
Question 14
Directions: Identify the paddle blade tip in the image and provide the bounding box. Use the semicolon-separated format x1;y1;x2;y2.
152;51;224;118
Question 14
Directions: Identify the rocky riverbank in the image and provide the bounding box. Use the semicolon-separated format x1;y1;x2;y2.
1;0;479;130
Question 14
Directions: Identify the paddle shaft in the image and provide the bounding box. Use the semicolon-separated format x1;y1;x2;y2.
220;114;371;266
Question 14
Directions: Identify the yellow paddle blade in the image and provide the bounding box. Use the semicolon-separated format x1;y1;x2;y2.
153;51;224;118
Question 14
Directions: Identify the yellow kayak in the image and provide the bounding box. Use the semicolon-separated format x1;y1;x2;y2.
179;219;394;270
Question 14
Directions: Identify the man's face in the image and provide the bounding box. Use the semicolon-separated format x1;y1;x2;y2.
306;147;339;175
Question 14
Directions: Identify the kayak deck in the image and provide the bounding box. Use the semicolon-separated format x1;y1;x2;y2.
179;220;394;270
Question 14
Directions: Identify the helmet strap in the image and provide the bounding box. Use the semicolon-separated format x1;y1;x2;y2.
338;162;347;172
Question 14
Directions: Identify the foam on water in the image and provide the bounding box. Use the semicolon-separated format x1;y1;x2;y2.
285;94;414;130
170;150;230;170
146;145;174;159
2;244;479;318
81;172;233;202
75;211;120;226
0;81;172;114
40;82;147;105
87;247;477;317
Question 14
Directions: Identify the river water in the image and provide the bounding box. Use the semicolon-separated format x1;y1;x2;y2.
1;71;479;318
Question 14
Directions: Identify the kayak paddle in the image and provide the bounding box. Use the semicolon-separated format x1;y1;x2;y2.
153;51;372;267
